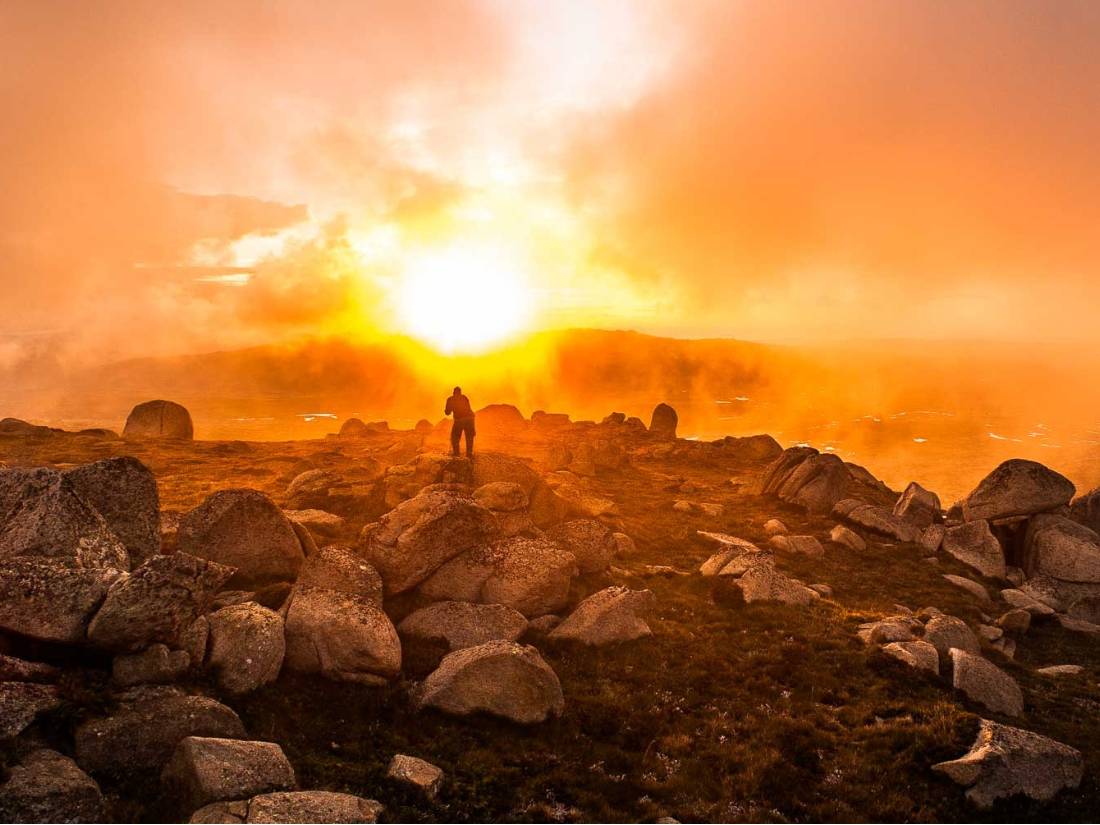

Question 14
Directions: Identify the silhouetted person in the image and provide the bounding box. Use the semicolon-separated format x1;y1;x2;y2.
445;386;475;457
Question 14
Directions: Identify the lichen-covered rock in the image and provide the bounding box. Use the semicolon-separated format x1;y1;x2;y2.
398;601;527;675
737;562;820;605
206;603;285;694
550;587;656;645
0;654;60;684
962;459;1075;522
648;403;678;439
698;533;768;576
923;615;980;657
417;641;564;724
833;499;921;543
941;520;1006;579
0;467;128;569
942;574;990;602
882;640;939;674
361;490;498;595
387;754;444;799
113;644;191;687
949;649;1024;716
283;587;400;683
295;546;382;602
191;791;383;824
893;482;941;528
179;490;304;588
75;694;245;779
829;524;866;551
64;456;161;567
473;482;529;512
0;749;105;823
0;682;61;738
774;453;852;514
87;553;234;652
763;519;788;537
283;509;346;542
933;719;1083;808
919;524;946;553
0;560;123;643
769;534;825;557
1023;514;1100;583
124;399;194;440
1069;486;1100;534
162;737;296;812
545;519;616;574
1000;588;1055;616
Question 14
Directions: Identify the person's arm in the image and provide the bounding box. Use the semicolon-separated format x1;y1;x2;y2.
445;397;453;416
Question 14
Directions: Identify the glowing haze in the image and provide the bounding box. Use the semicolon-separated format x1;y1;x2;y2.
3;0;1100;366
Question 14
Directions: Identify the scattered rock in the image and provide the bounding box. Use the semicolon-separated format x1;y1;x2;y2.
949;649;1024;716
123;399;194;440
87;552;235;652
881;639;938;673
0;682;61;738
162;737;296;812
829;524;866;551
398;601;527;674
417;641;564;724
1000;588;1055;616
1023;514;1100;583
206;603;285;694
113;644;191;687
75;694;246;779
0;749;105;823
770;535;825;556
179;490;305;588
546;520;616;574
387;754;444;799
941;521;1006;579
996;609;1031;633
549;586;656;645
763;519;788;537
893;481;941;528
923;615;980;657
933;719;1083;808
942;574;990;602
737;563;820;605
833;499;921;543
962;459;1075;522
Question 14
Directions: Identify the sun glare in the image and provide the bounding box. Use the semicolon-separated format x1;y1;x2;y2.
393;243;536;353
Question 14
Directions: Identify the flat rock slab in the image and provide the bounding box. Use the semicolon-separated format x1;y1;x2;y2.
191;791;383;824
163;736;296;812
933;719;1083;808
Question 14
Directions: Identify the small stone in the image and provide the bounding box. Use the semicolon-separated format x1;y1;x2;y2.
996;609;1031;633
1036;664;1083;677
881;640;939;674
829;524;865;551
387;754;444;799
763;519;788;537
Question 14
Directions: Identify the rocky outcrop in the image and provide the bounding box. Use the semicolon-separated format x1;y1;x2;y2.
774;453;850;514
361;490;498;595
549;586;656;645
76;694;246;779
941;521;1006;579
64;456;161;567
192;791;384;824
949;649;1024;716
933;719;1083;808
87;553;235;652
473;482;528;512
0;560;123;643
962;459;1075;522
206;603;285;694
179;490;305;588
123;399;194;440
648;403;678;439
162;737;296;812
0;749;105;823
893;482;941;528
417;641;564;724
545;519;616;574
418;535;577;617
283;586;400;684
398;601;527;675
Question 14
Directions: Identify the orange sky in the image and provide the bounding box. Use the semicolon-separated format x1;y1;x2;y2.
2;0;1100;366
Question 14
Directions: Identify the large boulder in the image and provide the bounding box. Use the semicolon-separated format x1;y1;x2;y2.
962;459;1075;522
123;399;194;440
87;553;235;652
0;560;123;643
933;719;1083;809
162;737;296;812
833;499;922;543
648;403;678;439
0;749;105;823
416;641;564;724
777;453;853;513
893;482;941;528
296;545;382;601
338;418;370;437
192;791;384;824
1023;514;1100;583
283;586;400;683
0;682;62;738
941;521;1006;579
0;467;129;569
712;434;783;463
545;520;616;574
206;603;285;694
473;482;529;513
398;601;528;675
179;490;305;588
64;456;161;567
75;694;246;779
923;614;980;658
417;536;577;617
949;649;1024;717
1069;487;1100;534
361;490;498;595
475;404;527;431
113;644;191;687
549;586;656;645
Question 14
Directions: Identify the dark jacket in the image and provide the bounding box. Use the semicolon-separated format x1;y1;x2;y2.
445;394;474;420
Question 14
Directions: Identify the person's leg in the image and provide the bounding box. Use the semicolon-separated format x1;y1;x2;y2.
465;420;475;457
450;421;461;456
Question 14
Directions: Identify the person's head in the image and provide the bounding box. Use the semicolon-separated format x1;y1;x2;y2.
453;386;462;395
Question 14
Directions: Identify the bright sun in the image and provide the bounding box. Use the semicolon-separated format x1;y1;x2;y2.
394;242;536;353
